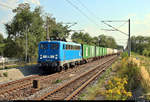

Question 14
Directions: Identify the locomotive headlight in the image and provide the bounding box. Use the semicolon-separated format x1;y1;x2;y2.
43;55;47;58
50;55;54;58
40;55;43;59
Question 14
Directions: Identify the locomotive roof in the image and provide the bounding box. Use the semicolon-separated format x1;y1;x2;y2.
39;41;81;46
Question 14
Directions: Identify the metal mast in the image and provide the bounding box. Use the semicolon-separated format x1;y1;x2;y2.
101;19;131;56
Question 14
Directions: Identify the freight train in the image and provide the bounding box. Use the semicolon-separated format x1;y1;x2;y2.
38;40;120;72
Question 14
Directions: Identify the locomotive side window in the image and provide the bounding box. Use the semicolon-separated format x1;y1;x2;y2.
50;43;59;50
65;44;81;50
40;43;48;49
69;45;71;50
71;45;73;50
66;45;68;50
63;44;65;49
70;45;72;50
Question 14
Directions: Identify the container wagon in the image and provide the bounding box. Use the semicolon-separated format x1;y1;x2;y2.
82;44;95;62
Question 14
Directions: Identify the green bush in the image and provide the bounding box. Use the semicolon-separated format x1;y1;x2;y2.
143;49;149;57
3;72;8;77
121;52;128;58
101;77;132;100
117;58;141;91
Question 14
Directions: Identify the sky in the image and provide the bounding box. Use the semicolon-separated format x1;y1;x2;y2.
0;0;150;48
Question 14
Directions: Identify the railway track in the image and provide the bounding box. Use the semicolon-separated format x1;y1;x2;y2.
0;75;39;94
0;72;65;99
0;65;83;99
0;55;118;100
32;55;118;100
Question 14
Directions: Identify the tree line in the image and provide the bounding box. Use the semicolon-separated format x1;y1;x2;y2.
0;3;123;62
131;36;150;57
71;32;122;49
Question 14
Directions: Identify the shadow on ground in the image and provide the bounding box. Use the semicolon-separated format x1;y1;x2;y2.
17;65;56;76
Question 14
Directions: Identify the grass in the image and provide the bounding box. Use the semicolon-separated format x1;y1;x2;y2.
117;57;141;91
130;53;150;99
122;52;150;100
0;43;5;47
101;77;132;100
131;52;150;74
3;72;8;77
53;79;62;84
78;93;86;100
78;52;148;100
78;66;113;100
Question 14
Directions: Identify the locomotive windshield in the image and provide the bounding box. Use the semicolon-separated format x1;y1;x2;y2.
40;43;48;49
50;43;59;50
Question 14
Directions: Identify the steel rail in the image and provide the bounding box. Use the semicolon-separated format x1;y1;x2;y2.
33;55;117;100
0;56;113;96
65;57;117;100
0;75;39;88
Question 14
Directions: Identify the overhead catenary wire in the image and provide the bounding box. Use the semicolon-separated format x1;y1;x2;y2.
75;0;129;48
76;0;127;45
76;0;100;20
101;21;128;36
66;0;129;49
117;21;128;29
101;22;128;32
65;0;100;29
76;0;130;43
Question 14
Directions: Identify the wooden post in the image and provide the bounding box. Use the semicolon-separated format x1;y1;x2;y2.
33;80;40;89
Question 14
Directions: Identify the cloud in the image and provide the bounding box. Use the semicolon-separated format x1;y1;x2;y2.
0;0;40;10
0;0;19;10
0;12;14;38
0;0;41;38
24;0;40;5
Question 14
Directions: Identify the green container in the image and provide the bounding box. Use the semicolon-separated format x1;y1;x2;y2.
82;44;95;59
106;48;108;55
96;46;100;57
102;47;104;56
102;47;107;56
99;47;103;56
104;48;107;55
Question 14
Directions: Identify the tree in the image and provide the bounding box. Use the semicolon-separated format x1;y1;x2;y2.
4;3;72;61
0;33;4;56
98;34;107;47
98;34;117;48
44;15;71;41
71;33;118;49
4;3;45;61
117;45;124;50
92;37;99;46
0;33;4;43
131;35;150;56
71;32;84;44
71;32;94;45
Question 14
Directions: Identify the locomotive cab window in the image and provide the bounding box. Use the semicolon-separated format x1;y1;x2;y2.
40;43;48;49
50;43;59;50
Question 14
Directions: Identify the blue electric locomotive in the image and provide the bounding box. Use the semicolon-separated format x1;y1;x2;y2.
38;41;82;71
